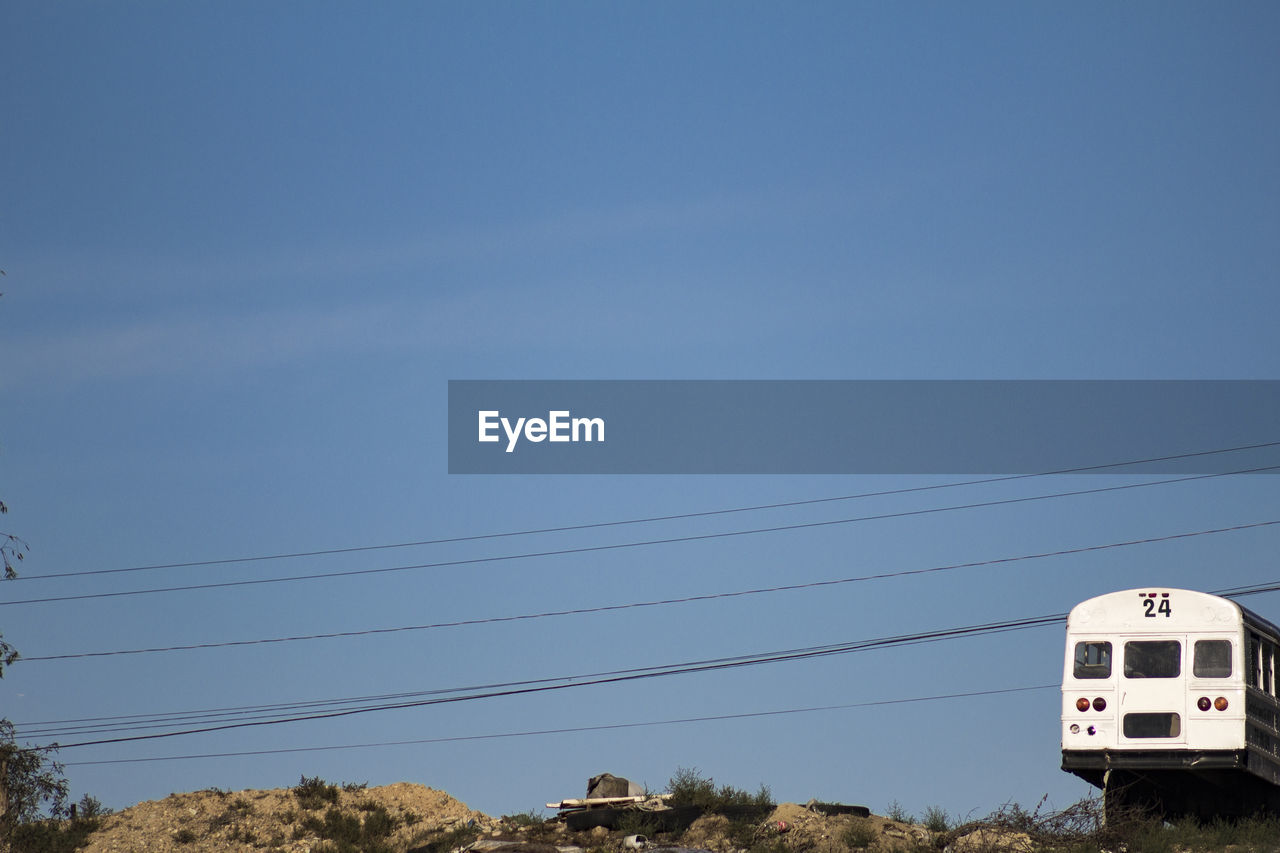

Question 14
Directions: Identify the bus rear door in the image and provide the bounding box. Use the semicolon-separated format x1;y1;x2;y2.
1119;636;1187;744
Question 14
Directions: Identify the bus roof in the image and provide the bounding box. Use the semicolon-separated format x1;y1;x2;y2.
1067;588;1280;639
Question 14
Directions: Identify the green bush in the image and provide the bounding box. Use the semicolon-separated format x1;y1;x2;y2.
666;767;774;811
615;810;659;838
724;817;761;849
411;822;481;853
230;796;254;815
321;808;364;845
885;800;913;824
295;775;342;810
74;794;111;819
501;810;545;828
9;818;104;853
290;804;403;853
228;825;258;844
842;819;878;850
959;796;1280;853
1121;814;1280;853
360;805;399;839
921;805;950;833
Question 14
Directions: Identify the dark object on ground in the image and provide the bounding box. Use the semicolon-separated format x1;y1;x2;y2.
565;805;704;833
564;803;772;832
715;804;775;822
807;802;871;818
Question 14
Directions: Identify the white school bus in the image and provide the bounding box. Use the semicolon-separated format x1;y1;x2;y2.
1062;588;1280;818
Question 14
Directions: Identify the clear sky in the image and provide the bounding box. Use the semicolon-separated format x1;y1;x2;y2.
2;0;1279;823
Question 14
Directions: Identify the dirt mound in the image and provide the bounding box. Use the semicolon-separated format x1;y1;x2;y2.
563;801;935;853
47;786;967;853
763;803;932;853
77;781;493;853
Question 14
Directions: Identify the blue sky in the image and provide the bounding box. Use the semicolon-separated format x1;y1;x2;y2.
2;1;1279;822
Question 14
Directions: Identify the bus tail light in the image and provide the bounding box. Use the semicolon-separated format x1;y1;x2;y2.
1198;697;1211;711
1076;697;1091;712
1215;697;1229;711
1092;697;1106;711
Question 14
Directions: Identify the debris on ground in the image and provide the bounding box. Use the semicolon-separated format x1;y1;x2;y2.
548;773;677;832
22;774;956;853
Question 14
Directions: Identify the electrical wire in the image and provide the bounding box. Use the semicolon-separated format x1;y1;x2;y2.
61;684;1058;767
13;440;1280;584
19;518;1280;663
6;464;1278;608
9;443;1277;762
23;613;1067;746
21;579;1280;748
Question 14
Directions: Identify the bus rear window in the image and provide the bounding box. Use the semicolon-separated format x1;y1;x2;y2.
1123;712;1182;738
1124;641;1181;678
1074;641;1112;679
1193;640;1232;678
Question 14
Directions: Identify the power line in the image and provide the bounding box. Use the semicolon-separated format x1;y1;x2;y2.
7;464;1278;608
22;578;1280;747
15;440;1280;584
26;614;1067;746
61;684;1058;767
20;518;1280;662
1211;580;1280;599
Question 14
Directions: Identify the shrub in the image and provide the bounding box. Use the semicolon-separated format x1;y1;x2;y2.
228;825;258;844
666;767;774;811
842;819;878;850
1122;814;1280;853
75;794;111;819
295;775;342;810
502;810;545;828
952;796;1280;852
921;805;950;833
667;766;716;808
321;808;363;845
360;804;400;839
297;812;327;836
291;803;404;853
724;816;761;850
410;822;481;853
0;719;69;837
885;800;913;824
10;818;105;853
615;810;660;838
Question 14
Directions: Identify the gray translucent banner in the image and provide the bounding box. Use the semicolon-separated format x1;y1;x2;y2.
447;381;1280;474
